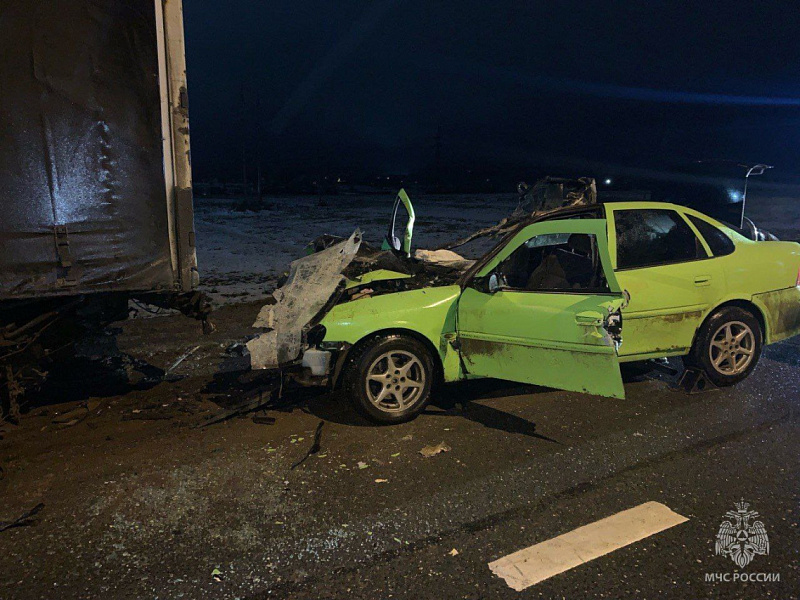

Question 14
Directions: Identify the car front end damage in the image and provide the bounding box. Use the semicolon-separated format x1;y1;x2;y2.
250;277;465;390
244;181;625;396
246;230;364;372
245;191;472;386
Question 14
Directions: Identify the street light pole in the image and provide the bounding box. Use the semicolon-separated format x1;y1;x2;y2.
740;164;773;229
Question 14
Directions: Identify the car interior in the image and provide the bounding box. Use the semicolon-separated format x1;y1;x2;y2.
495;232;610;292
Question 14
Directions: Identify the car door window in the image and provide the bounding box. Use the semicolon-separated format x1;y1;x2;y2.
495;232;610;292
615;209;708;269
686;215;735;257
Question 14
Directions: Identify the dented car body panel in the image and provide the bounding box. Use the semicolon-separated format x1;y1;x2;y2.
457;289;626;398
456;219;626;398
345;269;411;290
320;217;628;398
248;230;362;370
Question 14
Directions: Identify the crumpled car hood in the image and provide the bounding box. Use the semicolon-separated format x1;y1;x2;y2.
247;230;362;370
246;236;472;371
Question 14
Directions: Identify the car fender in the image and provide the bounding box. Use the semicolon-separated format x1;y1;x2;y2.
750;288;800;344
320;285;463;381
691;296;769;346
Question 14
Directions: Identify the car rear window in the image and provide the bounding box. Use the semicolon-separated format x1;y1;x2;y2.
687;215;735;257
615;209;708;269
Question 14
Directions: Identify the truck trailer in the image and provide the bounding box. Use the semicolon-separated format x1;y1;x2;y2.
0;0;206;420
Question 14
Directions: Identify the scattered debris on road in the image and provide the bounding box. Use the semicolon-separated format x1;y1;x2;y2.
290;421;324;469
0;502;44;533
163;344;202;378
419;442;451;458
374;478;388;483
51;400;102;428
122;398;202;422
194;383;280;428
449;548;459;556
251;414;276;425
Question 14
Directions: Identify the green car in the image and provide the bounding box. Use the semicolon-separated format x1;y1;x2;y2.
279;195;800;423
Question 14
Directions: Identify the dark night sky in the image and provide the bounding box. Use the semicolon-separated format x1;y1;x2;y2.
183;1;800;186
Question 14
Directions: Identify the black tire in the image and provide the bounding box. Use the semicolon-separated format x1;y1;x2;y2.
344;334;435;424
684;306;763;387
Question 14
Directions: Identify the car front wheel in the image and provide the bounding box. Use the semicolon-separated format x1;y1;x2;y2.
345;334;435;424
685;306;763;387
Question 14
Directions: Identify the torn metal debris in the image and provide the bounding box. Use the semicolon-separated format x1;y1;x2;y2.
247;230;362;370
0;502;44;533
439;177;597;251
290;421;325;469
244;181;604;381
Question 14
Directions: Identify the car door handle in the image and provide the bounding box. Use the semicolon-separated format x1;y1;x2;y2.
694;275;712;286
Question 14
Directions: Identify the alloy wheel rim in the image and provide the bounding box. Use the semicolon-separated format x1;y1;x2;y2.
365;350;425;412
708;321;755;375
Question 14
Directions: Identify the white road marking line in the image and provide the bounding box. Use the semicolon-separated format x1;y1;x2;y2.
488;501;688;591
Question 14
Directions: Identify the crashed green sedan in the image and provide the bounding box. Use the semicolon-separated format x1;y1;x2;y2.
247;186;800;423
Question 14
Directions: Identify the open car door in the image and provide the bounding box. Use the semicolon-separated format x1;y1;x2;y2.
381;189;415;257
457;219;627;398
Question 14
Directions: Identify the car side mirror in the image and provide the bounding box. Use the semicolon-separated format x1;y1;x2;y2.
472;271;506;293
469;275;493;294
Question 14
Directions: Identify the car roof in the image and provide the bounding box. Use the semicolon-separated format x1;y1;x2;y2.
597;201;734;230
599;200;698;213
535;200;720;224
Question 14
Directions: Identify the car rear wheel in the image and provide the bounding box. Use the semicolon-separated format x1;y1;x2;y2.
684;306;762;387
345;334;435;424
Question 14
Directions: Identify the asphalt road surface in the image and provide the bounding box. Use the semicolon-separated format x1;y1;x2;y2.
1;301;797;599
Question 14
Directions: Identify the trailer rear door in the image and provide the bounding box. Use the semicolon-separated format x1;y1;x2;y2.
0;0;196;299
